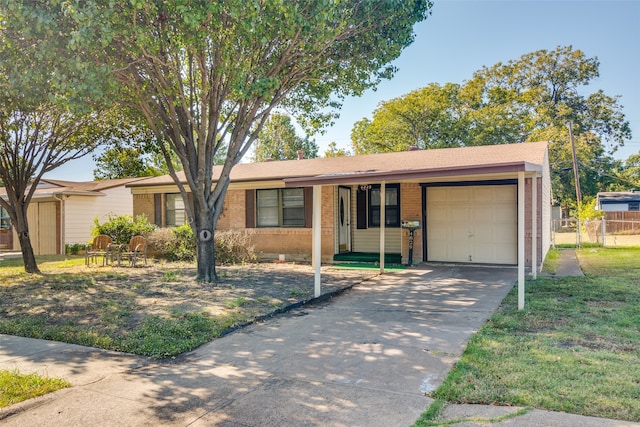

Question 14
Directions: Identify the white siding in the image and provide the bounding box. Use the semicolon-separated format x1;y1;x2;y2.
600;203;629;212
64;186;134;245
348;185;402;253
352;228;402;253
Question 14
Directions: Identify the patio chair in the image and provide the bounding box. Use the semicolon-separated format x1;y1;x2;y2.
118;235;148;267
85;235;114;266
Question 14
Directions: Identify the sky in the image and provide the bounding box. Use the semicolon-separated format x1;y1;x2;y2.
45;0;640;181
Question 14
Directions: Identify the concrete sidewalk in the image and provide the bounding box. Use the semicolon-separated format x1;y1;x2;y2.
552;248;585;277
0;264;636;426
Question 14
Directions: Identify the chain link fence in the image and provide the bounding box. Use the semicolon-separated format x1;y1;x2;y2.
552;218;640;247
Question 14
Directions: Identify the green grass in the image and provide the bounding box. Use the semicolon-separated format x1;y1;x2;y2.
0;369;70;408
541;248;560;274
419;247;640;424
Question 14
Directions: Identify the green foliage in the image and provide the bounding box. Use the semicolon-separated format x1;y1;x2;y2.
577;197;604;221
0;1;132;273
92;214;156;244
93;113;189;180
149;224;197;262
52;0;432;281
324;141;351;157
610;153;640;191
65;243;84;255
352;83;469;153
93;146;161;180
252;113;318;162
0;369;70;408
351;46;632;207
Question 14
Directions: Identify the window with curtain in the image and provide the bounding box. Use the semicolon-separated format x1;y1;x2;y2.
257;188;305;227
165;193;186;226
0;206;9;229
368;184;400;227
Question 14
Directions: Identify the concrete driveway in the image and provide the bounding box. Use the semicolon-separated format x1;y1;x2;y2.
0;265;516;426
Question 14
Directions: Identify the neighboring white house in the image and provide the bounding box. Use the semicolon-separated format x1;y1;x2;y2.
0;178;144;255
596;191;640;212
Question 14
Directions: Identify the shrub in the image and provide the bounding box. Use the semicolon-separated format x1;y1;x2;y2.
148;227;255;264
92;214;156;244
65;243;84;255
148;224;196;262
215;229;256;264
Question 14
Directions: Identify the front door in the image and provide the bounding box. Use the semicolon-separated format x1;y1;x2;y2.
338;186;351;253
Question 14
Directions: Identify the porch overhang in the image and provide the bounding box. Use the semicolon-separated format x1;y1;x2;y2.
282;161;541;187
290;161;540;310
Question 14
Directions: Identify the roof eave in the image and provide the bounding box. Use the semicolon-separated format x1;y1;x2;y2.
283;161;538;187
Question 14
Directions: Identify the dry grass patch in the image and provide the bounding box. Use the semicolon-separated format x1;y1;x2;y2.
0;256;375;358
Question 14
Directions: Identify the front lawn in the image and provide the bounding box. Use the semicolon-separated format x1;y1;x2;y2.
0;256;373;359
0;369;70;408
417;247;640;424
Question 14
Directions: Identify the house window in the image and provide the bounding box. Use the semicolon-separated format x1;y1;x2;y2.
257;188;305;227
363;184;400;228
166;193;186;226
0;206;9;229
629;202;640;211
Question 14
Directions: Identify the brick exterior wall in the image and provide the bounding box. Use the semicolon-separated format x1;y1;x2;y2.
134;194;156;225
400;183;422;264
240;186;335;263
133;178;544;267
135;187;336;263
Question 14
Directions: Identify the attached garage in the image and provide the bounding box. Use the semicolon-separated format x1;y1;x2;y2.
425;183;518;264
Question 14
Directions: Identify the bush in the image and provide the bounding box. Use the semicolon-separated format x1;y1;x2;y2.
148;224;196;262
215;229;256;264
92;214;156;244
65;243;84;255
148;227;255;264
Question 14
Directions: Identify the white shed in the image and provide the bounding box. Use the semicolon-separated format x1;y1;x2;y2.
0;178;144;255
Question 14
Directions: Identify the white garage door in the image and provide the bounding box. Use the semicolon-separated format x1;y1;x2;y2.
427;185;517;264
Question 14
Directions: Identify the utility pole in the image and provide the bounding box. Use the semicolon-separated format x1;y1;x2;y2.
568;121;582;209
568;121;582;247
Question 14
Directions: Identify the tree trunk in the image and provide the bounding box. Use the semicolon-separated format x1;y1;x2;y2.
196;233;217;282
14;216;40;274
193;203;218;282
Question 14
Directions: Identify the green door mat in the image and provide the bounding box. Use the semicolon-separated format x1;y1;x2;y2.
331;262;406;271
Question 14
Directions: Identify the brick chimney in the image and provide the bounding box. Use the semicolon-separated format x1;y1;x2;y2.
297;149;303;160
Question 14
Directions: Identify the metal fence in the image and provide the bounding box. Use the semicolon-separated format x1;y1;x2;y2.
552;218;640;247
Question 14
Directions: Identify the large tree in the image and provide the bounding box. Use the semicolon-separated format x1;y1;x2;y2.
352;46;632;207
352;83;468;153
252;113;318;162
61;0;432;282
0;1;118;272
93;145;163;180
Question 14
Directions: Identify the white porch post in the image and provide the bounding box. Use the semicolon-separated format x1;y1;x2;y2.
312;185;322;298
379;182;386;274
518;172;525;310
531;174;537;279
